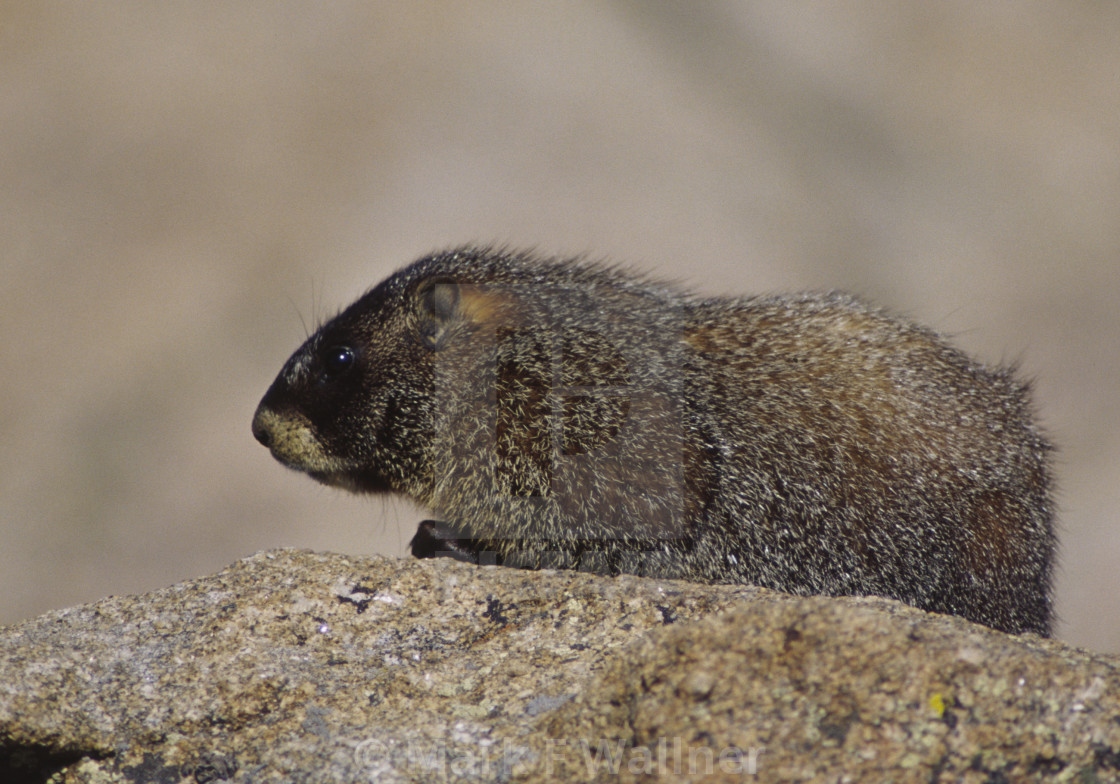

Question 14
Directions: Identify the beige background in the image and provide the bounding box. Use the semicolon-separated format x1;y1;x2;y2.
2;3;1117;651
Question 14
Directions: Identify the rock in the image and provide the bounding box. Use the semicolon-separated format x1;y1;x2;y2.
0;549;1118;783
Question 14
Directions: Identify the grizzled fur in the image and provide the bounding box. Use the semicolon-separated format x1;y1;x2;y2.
252;246;1055;635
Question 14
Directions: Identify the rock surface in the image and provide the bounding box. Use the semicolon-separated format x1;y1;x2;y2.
1;549;1118;783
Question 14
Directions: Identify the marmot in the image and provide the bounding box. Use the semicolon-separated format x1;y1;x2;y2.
252;246;1055;635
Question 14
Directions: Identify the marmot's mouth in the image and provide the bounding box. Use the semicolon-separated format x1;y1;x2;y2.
308;469;394;495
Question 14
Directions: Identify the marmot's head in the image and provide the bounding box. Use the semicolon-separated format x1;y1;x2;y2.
251;249;519;500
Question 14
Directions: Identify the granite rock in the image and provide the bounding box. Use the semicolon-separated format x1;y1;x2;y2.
1;549;1117;783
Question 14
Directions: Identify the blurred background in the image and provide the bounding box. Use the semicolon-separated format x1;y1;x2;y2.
2;3;1117;651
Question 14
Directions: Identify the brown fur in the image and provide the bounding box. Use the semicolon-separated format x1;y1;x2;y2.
253;246;1055;635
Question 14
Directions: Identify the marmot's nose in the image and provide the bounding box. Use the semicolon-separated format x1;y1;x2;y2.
251;407;273;448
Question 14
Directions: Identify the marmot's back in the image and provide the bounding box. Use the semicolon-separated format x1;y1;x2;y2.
680;293;1052;633
252;246;1054;635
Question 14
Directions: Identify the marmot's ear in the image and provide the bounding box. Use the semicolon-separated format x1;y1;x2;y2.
416;277;510;349
416;279;461;349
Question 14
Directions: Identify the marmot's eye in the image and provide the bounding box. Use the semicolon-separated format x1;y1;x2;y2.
322;345;356;378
